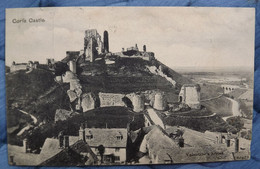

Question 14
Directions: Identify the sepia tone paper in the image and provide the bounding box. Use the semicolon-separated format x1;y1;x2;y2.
5;7;254;166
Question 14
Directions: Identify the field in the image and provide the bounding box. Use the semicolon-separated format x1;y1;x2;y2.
200;83;223;100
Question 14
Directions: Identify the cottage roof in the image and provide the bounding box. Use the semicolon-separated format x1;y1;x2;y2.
39;140;98;166
141;126;234;164
36;136;79;164
84;128;127;148
166;126;217;147
7;144;40;165
141;126;178;155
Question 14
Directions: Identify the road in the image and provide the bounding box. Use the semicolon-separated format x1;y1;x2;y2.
222;97;242;121
19;109;37;124
16;109;38;136
200;94;222;102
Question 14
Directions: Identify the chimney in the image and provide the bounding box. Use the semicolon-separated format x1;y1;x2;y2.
79;123;86;142
226;139;231;147
126;123;130;132
178;137;184;148
23;139;28;153
58;133;64;148
143;45;146;52
64;135;69;148
220;133;223;144
9;155;15;165
235;138;239;153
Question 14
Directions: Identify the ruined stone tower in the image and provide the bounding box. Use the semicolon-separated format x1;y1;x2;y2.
84;29;103;62
179;84;201;109
103;30;109;53
153;92;166;111
132;94;145;112
143;45;146;52
69;60;76;73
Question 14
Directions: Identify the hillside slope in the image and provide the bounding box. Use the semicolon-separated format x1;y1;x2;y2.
6;69;70;123
79;58;192;102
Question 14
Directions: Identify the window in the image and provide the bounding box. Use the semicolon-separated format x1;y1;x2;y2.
115;148;120;152
86;134;93;140
116;136;123;140
114;156;120;161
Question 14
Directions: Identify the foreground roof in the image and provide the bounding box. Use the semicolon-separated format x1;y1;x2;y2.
84;128;128;148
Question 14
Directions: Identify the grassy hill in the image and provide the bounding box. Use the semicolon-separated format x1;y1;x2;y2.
201;96;233;117
6;68;70;123
200;83;223;100
6;69;55;103
5;58;196;149
79;58;192;102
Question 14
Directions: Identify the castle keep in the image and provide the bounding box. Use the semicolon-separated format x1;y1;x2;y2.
84;29;105;62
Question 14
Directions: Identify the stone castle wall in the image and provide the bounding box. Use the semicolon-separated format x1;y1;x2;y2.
99;92;126;107
179;84;201;109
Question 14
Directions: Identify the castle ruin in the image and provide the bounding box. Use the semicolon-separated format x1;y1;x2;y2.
132;94;145;112
178;84;201;109
153;92;167;111
84;29;104;62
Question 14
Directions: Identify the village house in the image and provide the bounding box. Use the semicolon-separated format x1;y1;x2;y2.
138;125;235;164
36;134;98;166
79;124;128;164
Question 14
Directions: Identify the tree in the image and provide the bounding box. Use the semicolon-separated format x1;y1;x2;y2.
97;145;105;163
226;116;244;133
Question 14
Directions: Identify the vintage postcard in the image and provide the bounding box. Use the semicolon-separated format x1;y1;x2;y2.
5;7;254;166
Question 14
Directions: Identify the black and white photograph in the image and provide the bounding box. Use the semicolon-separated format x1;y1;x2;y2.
5;7;255;166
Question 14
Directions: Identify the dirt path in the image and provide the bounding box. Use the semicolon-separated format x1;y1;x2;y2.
222;98;241;121
18;109;38;124
16;109;38;136
200;94;222;102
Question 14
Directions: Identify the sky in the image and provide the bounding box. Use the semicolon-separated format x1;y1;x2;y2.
5;7;255;69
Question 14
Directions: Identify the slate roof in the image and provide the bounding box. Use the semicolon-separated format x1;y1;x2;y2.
36;136;79;164
140;125;234;164
8;144;40;166
140;126;178;155
39;140;98;166
84;128;128;148
166;126;217;147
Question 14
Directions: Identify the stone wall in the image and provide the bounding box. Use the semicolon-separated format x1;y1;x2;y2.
99;92;126;107
179;84;201;109
81;93;96;112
